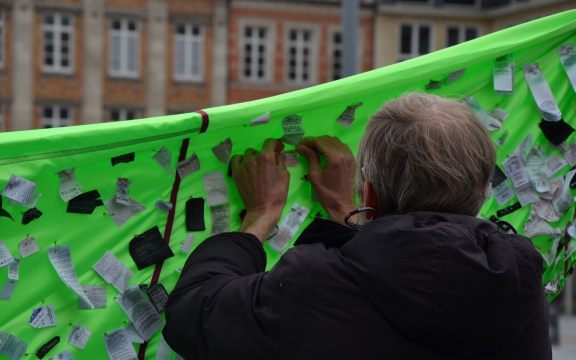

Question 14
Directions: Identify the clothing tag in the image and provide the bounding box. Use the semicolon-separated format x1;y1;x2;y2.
22;208;42;225
503;155;530;189
111;152;135;166
524;215;562;238
0;241;15;267
491;165;507;187
515;183;540;207
185;198;206;231
140;283;169;313
114;285;165;341
268;203;310;254
493;54;514;95
154;200;173;213
104;196;146;228
7;192;42;209
8;258;20;281
0;202;13;221
68;324;91;350
18;237;38;258
202;172;229;206
493;181;515;207
210;204;230;235
553;169;576;215
93;251;133;293
177;153;201;180
212;138;233;165
250;112;270;126
558;43;576;92
547;154;568;178
67;190;103;214
539;118;575;146
446;68;466;84
336;102;363;128
104;328;139;360
155;336;173;360
279;114;305;146
48;350;73;360
227;160;233;177
152;146;175;175
525;147;550;192
181;234;194;254
2;175;36;205
542;235;562;267
550;141;576;166
539;176;563;200
495;131;508;149
0;332;27;360
463;97;502;131
485;108;509;124
0;279;17;300
36;305;57;329
116;178;131;205
522;62;562;121
283;150;299;167
496;202;521;218
78;285;106;309
28;307;47;328
424;80;441;90
129;226;174;270
545;277;560;294
125;323;144;344
36;336;60;359
56;168;83;202
48;245;94;309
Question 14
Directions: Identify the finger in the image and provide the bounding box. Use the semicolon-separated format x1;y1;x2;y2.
231;154;242;171
262;138;284;156
277;152;287;170
297;136;335;156
296;145;321;173
243;148;258;158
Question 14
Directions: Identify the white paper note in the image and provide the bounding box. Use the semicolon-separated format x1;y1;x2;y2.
93;251;133;294
181;234;194;254
36;305;57;328
494;54;514;95
495;130;509;148
503;155;530;189
269;203;310;254
210;204;230;236
116;178;132;205
0;241;15;268
446;69;466;84
18;237;39;258
524;215;562;238
68;324;91;350
7;192;42;208
283;150;299;167
493;181;515;206
541;235;561;268
176;154;201;180
522;62;562;121
2;175;36;206
104;328;139;360
553;169;576;215
79;285;107;309
0;279;17;300
202;172;229;206
114;286;164;341
539;176;563;200
212;138;233;165
28;307;47;328
551;141;576;167
336;103;363;128
155;336;173;360
250;113;270;126
558;43;576;92
515;183;540;207
154;200;173;213
525;147;550;192
531;199;561;223
280;114;305;145
0;332;27;360
125;323;144;344
105;196;147;228
547;154;568;178
152;146;175;175
56;168;83;202
49;350;74;360
8;258;19;281
48;245;94;309
463;97;502;131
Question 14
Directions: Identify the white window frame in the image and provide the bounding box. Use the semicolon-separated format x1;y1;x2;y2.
328;26;364;81
42;12;75;74
109;18;140;79
445;24;481;47
285;23;318;85
0;10;5;69
397;23;434;62
41;105;73;128
109;108;139;122
173;23;204;82
239;19;275;83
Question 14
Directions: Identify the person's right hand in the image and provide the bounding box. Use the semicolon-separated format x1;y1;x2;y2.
296;136;357;224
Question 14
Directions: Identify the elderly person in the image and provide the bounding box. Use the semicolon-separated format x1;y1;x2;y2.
163;93;549;359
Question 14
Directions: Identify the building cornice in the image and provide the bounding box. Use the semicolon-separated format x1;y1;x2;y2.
35;2;83;14
168;13;212;25
233;0;373;18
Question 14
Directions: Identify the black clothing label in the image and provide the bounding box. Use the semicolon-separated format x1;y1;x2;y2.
36;336;60;359
129;226;174;270
186;198;206;231
489;215;518;234
0;197;13;221
496;202;522;218
23;208;42;225
539;118;575;146
111;152;135;166
227;160;233;177
570;171;576;189
67;190;103;214
491;165;507;187
425;80;441;90
140;283;169;313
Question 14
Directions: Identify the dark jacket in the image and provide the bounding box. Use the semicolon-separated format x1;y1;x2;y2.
164;212;550;360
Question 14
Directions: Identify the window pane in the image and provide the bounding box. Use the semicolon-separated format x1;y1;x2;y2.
60;108;68;119
290;30;297;41
400;25;412;54
418;26;430;55
44;15;54;25
43;107;53;118
176;25;185;35
128;21;136;31
192;26;200;36
127;37;137;72
126;111;135;120
245;27;252;38
111;110;119;121
175;39;185;75
447;27;459;47
334;32;341;44
259;28;266;39
111;36;121;71
112;20;121;30
191;42;200;76
465;28;477;41
61;16;69;26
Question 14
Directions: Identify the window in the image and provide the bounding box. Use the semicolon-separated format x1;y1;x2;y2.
109;18;139;78
42;13;74;73
174;24;204;82
0;10;4;69
332;32;342;81
243;26;268;80
446;25;478;47
0;104;3;132
287;29;313;83
109;108;138;121
398;23;432;62
41;105;73;128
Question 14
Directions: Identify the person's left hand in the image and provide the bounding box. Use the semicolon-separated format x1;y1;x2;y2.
232;139;290;243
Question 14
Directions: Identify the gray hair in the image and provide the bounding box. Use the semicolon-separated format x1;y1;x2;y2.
356;92;496;218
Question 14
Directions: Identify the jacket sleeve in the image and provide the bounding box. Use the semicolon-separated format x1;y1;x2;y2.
163;232;284;360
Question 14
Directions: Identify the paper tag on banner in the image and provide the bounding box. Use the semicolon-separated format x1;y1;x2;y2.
116;178;131;205
78;285;106;309
8;258;20;281
0;279;17;300
0;241;15;268
541;235;562;267
250;113;270;126
283;150;299;167
550;141;576;167
280;114;305;145
212;138;233;165
522;62;562;121
48;245;94;309
49;350;74;360
525;148;550;192
553;169;576;215
181;234;194;254
531;199;561;223
114;286;164;341
503;156;530;189
93;251;133;293
336;103;363;128
515;183;540;207
446;69;466;84
155;336;173;360
0;332;27;360
7;192;42;208
558;43;576;92
68;324;91;350
494;54;514;95
202;172;229;206
2;175;36;205
104;328;139;360
28;307;47;328
495;130;509;148
547;154;568;178
268;203;310;254
152;146;175;175
539;177;563;200
105;196;147;229
210;204;230;236
56;168;83;202
524;215;562;238
125;323;144;344
176;154;201;179
463;97;502;131
493;181;515;206
36;305;57;328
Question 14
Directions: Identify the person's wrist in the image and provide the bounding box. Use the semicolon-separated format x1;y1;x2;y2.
239;208;281;243
327;202;358;224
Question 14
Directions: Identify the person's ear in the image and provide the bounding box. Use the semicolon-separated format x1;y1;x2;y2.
363;180;379;220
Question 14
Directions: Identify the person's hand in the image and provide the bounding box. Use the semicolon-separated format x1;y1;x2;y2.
232;139;290;243
296;136;357;224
